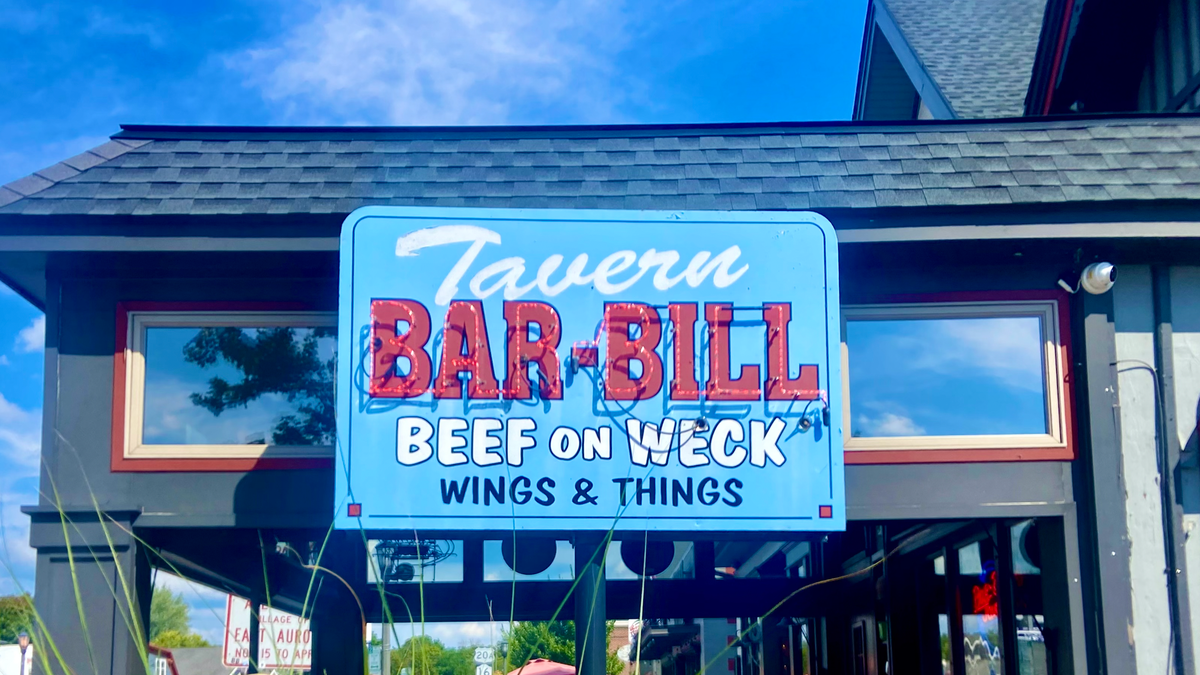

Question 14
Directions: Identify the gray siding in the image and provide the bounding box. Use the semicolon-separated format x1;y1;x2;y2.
859;31;919;121
39;248;1083;527
1170;267;1200;657
1113;265;1172;675
42;260;336;527
1110;264;1200;672
1138;0;1200;111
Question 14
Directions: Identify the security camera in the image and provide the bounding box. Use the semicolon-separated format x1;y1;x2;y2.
1057;261;1117;295
1080;262;1117;294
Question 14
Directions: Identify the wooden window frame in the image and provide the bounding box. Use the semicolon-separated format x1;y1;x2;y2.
841;291;1075;465
112;302;336;472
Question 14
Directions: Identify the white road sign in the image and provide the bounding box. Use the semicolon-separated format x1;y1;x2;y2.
222;595;313;670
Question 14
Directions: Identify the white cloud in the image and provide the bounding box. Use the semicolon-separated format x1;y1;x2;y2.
0;356;9;366
376;621;499;648
855;411;925;437
935;318;1045;391
0;394;40;473
230;0;632;125
868;317;1045;393
14;316;45;354
0;393;41;595
142;372;298;445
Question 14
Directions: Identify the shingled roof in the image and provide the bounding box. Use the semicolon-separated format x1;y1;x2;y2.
881;0;1048;118
2;116;1200;218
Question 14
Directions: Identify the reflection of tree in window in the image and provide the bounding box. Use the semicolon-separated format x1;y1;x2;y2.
182;327;335;445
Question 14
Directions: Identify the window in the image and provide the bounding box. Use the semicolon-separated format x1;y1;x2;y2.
367;539;462;583
842;297;1072;463
114;306;336;469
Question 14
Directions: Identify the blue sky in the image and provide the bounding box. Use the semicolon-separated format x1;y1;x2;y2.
0;0;868;648
0;0;868;185
847;317;1048;437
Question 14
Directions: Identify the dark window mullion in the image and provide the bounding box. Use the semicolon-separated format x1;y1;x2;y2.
996;523;1020;675
947;548;966;675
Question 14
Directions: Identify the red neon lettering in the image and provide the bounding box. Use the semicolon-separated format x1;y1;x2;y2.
604;303;663;401
972;570;999;616
503;301;563;400
705;303;760;401
762;303;819;400
433;300;500;399
668;303;700;401
370;299;432;398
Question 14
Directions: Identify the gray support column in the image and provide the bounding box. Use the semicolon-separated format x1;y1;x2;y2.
311;531;365;675
996;524;1018;675
310;592;365;675
26;509;148;675
1043;512;1085;675
1152;267;1195;675
1076;291;1137;674
946;549;966;673
574;534;608;675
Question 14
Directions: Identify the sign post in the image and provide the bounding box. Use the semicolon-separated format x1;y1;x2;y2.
336;207;844;534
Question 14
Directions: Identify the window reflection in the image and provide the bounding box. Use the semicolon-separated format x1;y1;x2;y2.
846;316;1047;437
142;326;336;446
1011;520;1049;675
367;539;462;584
483;540;575;581
958;541;1003;675
929;555;951;675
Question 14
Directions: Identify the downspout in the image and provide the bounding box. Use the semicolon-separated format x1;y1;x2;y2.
1042;0;1079;115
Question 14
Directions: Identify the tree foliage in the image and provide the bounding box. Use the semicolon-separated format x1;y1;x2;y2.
0;595;33;644
182;327;336;445
150;588;190;639
503;621;621;675
150;629;211;648
387;635;478;675
149;587;209;647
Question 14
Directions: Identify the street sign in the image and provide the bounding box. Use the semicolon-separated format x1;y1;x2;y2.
222;595;312;670
369;644;383;675
336;207;844;532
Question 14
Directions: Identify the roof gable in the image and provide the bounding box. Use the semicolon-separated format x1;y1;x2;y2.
880;0;1049;119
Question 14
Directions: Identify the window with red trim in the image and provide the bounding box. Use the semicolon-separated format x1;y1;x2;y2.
115;308;336;468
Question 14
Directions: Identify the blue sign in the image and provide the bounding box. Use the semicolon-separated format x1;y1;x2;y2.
336;207;843;532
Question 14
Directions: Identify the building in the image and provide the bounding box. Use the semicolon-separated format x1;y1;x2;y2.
2;3;1199;675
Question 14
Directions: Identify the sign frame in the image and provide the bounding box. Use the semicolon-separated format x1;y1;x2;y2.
336;206;844;535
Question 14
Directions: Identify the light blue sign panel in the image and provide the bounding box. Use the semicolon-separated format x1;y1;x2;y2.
336;207;843;532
